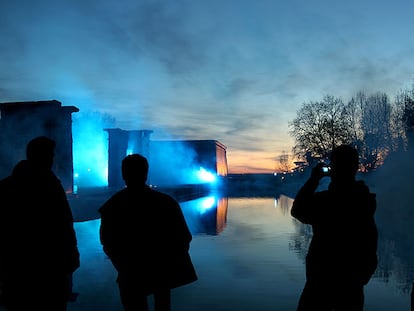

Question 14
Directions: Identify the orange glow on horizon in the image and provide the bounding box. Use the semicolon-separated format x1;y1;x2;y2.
227;154;276;174
227;149;298;174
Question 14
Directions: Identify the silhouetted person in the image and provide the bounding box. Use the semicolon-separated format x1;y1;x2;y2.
0;136;80;311
99;153;198;311
291;144;378;311
411;282;413;311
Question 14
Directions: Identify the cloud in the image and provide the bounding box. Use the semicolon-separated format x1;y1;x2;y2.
1;0;414;173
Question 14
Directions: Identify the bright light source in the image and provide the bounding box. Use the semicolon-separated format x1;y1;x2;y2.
72;112;111;188
195;167;216;183
197;196;216;214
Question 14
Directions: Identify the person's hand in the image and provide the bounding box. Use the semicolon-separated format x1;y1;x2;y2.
310;163;326;182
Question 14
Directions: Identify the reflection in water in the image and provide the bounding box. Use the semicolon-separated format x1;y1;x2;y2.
181;195;228;235
183;191;414;300
182;192;414;298
274;194;294;215
69;195;411;310
281;189;414;297
371;224;411;294
364;147;414;295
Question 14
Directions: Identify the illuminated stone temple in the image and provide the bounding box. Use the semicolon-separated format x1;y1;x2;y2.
0;100;79;193
104;128;228;189
104;128;153;189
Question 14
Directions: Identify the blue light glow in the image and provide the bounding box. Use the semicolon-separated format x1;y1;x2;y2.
194;196;216;214
195;167;217;183
72;111;114;188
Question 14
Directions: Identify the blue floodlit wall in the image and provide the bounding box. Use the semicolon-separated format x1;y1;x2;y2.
149;139;227;187
105;128;153;189
103;129;228;189
0;100;78;193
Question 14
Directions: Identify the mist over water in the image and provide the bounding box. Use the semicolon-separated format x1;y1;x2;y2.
364;141;414;291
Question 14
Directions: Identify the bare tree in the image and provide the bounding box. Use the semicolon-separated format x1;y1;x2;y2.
289;95;353;160
276;150;290;173
347;91;365;144
361;92;394;169
348;91;403;170
395;84;414;146
289;90;411;171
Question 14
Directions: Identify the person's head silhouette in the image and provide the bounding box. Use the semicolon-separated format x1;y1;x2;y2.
121;154;149;187
329;144;359;184
26;136;56;170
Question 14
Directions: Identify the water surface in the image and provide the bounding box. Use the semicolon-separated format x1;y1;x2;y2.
68;195;412;311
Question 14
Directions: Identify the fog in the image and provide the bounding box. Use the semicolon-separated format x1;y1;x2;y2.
364;137;414;290
72;110;219;190
72;111;115;187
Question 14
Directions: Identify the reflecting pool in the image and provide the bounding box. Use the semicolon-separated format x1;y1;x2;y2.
67;195;412;311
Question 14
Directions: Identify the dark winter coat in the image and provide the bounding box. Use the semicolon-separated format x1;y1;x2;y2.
291;179;378;286
0;160;80;290
98;184;198;295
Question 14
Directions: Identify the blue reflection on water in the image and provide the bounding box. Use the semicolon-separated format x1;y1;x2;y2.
72;194;412;311
195;196;216;214
180;194;228;235
180;195;412;310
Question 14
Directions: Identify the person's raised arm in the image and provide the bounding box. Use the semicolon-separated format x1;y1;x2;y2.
290;163;326;223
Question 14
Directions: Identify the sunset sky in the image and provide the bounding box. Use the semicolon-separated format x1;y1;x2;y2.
1;0;413;173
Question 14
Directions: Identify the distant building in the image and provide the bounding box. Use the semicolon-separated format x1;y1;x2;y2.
104;128;153;189
149;139;228;186
0;100;227;194
104;128;228;188
0;100;78;192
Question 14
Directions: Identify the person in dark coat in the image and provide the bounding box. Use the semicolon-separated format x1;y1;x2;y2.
0;136;80;311
99;153;198;311
291;144;378;311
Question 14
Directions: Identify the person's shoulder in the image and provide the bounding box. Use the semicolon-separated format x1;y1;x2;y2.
0;175;12;184
354;180;373;195
354;180;377;213
0;170;20;186
98;188;128;213
314;189;329;198
148;187;174;199
0;175;13;192
148;188;179;204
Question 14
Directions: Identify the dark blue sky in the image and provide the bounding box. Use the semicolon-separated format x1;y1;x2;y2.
1;0;413;172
